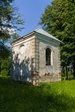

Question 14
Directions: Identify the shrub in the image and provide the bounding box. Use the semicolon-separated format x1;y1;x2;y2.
0;58;11;76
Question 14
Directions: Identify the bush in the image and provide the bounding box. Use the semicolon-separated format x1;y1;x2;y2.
0;58;11;76
0;69;9;76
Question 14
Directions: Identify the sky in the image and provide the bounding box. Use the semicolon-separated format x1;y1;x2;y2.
14;0;52;36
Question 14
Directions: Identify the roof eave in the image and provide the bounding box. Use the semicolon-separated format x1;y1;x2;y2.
12;31;35;44
34;31;63;44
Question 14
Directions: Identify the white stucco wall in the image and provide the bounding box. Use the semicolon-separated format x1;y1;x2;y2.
39;41;60;75
35;33;61;82
12;32;61;83
12;35;36;82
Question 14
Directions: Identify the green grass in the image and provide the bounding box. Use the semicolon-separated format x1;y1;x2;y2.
0;76;75;112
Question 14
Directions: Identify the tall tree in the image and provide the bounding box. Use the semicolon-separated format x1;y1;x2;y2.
0;0;24;76
41;0;75;77
0;0;24;40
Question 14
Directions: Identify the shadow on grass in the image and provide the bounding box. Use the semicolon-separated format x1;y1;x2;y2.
0;77;75;112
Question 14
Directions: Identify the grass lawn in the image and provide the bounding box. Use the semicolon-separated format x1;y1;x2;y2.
0;76;75;112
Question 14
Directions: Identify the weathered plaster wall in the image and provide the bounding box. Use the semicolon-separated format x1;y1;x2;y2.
39;41;61;82
12;32;61;83
35;33;61;82
12;35;36;82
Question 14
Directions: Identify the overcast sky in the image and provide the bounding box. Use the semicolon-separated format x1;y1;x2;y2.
14;0;52;36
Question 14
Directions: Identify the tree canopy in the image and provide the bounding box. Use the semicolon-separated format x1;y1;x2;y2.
41;0;75;77
0;0;24;76
0;0;24;40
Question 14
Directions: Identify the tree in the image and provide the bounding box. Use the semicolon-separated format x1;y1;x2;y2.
40;0;75;78
0;41;11;76
0;0;24;40
0;0;24;76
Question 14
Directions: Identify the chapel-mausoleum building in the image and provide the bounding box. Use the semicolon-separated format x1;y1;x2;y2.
12;28;61;85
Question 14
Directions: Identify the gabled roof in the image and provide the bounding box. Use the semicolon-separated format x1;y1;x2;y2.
34;28;62;43
12;28;62;44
